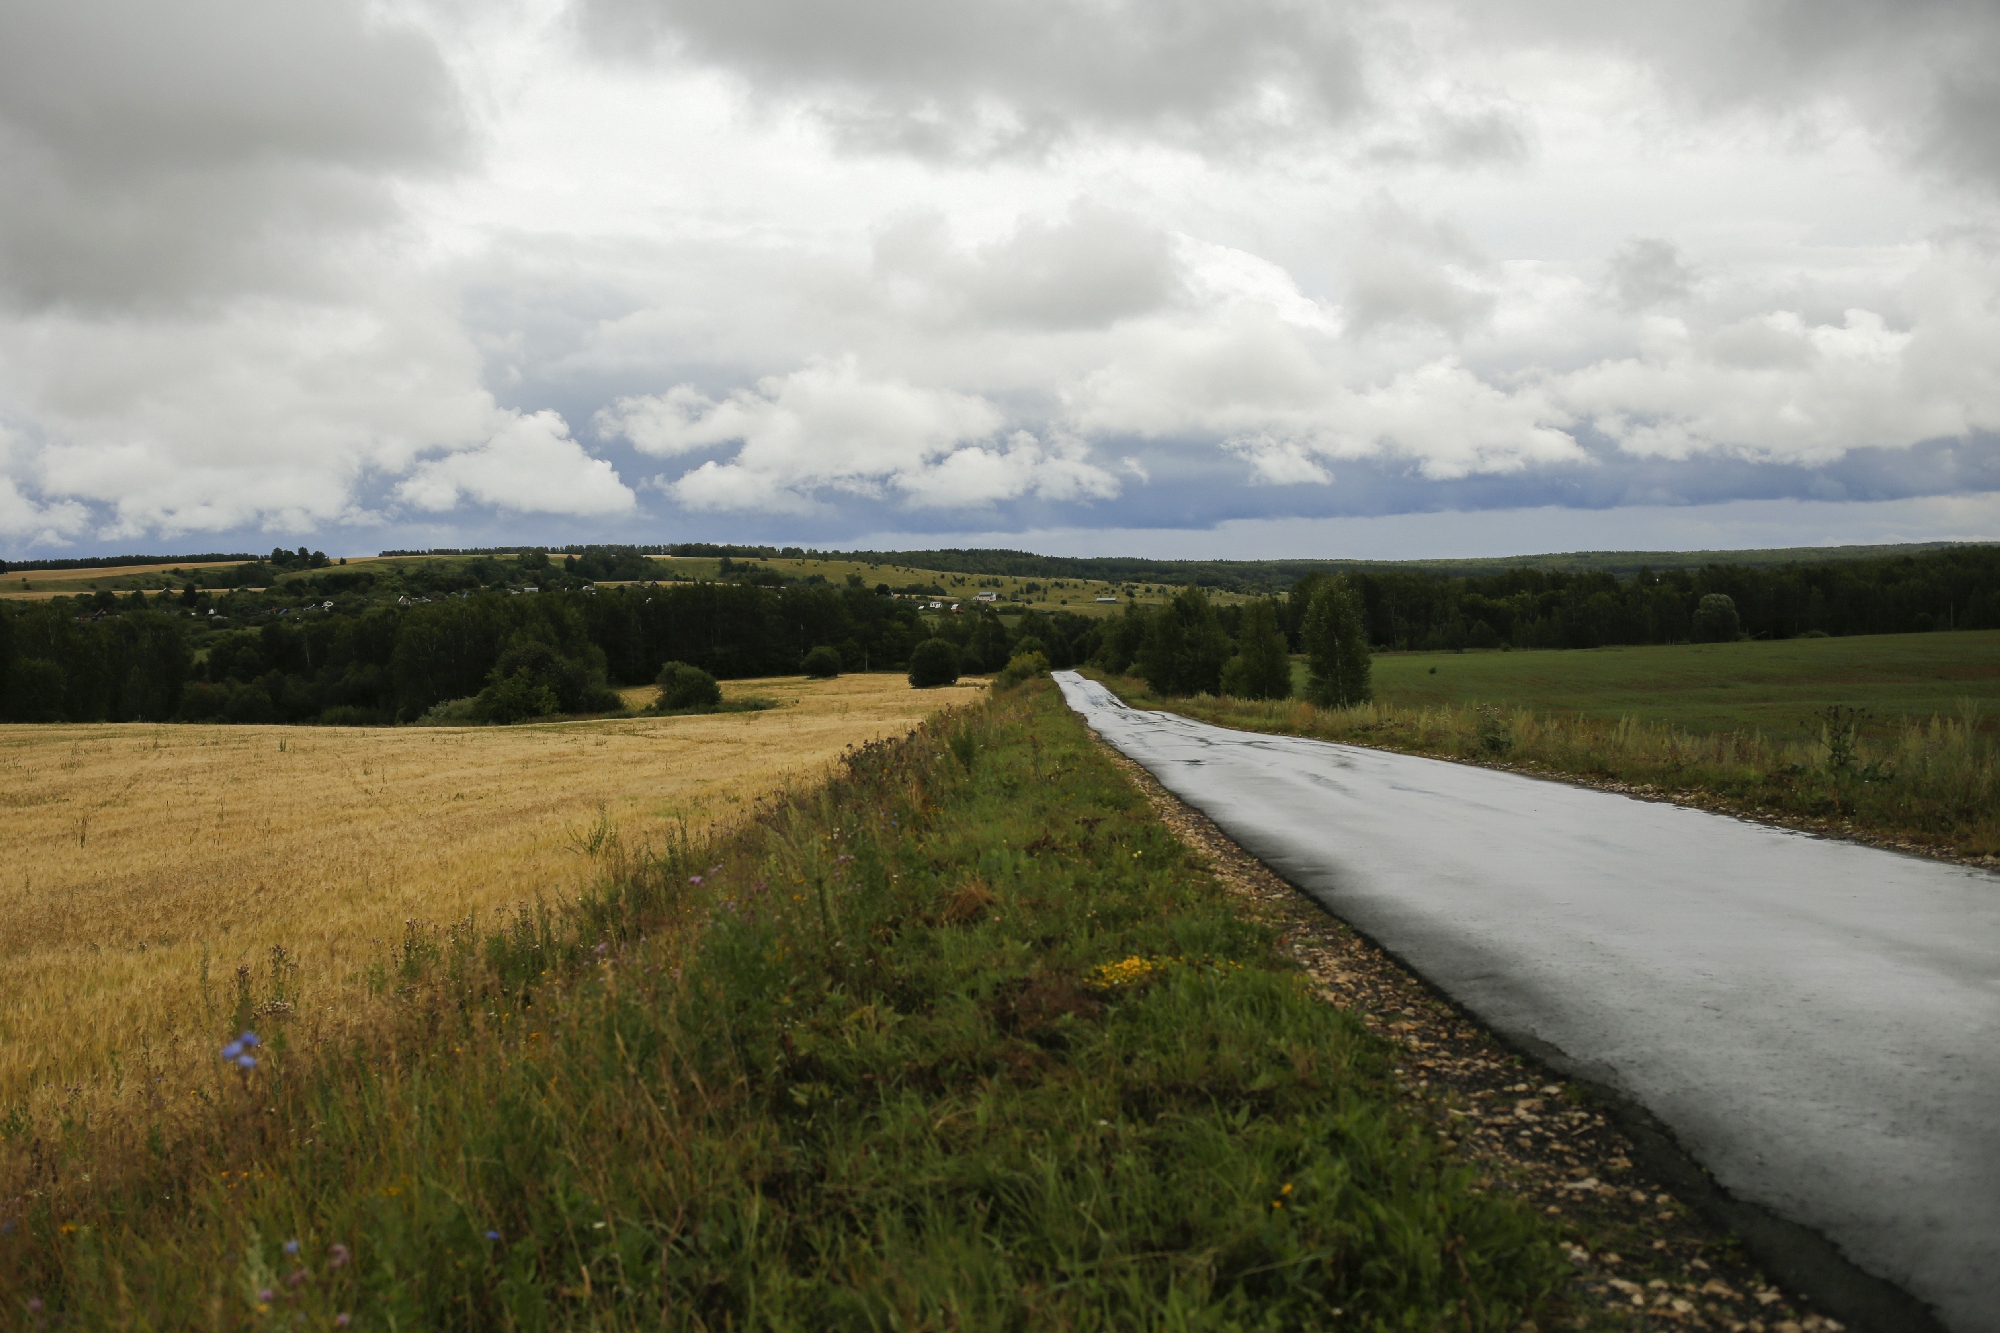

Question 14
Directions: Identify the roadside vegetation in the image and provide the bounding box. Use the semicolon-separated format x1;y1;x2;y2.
3;680;1571;1329
1096;661;2000;860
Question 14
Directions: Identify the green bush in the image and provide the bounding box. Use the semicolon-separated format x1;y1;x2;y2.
474;670;561;724
472;639;621;722
995;650;1050;688
1692;593;1741;643
908;638;962;688
802;645;842;679
654;660;722;711
415;696;482;726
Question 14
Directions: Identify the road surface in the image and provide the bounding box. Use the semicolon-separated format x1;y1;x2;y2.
1055;672;2000;1332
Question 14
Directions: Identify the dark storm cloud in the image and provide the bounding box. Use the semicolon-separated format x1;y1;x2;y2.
0;0;465;311
1473;0;2000;190
576;0;1372;157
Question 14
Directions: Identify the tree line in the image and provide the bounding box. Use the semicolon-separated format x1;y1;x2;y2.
0;580;937;725
2;544;1993;726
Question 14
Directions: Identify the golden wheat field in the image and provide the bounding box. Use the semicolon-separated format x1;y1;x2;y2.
0;673;981;1120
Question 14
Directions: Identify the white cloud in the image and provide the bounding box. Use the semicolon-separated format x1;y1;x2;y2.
0;476;91;546
602;357;1116;512
397;411;636;515
2;0;1998;555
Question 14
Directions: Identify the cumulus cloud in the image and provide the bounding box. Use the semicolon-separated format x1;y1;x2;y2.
0;475;90;546
1606;238;1695;313
575;0;1372;157
1459;0;2000;189
1342;201;1497;338
874;202;1185;331
600;358;1118;512
398;411;636;515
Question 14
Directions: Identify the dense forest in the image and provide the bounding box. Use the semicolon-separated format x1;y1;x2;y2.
0;544;1994;724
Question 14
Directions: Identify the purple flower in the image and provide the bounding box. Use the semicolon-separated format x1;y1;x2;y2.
335;1315;351;1328
286;1269;307;1288
593;943;608;955
236;1054;258;1070
283;1239;300;1255
239;1031;261;1047
26;1299;43;1314
221;1041;242;1059
327;1243;351;1269
688;875;703;885
485;1229;501;1241
258;1288;274;1303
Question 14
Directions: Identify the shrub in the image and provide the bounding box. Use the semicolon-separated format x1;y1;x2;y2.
802;645;842;679
996;650;1050;688
415;696;481;726
1302;580;1372;708
472;639;621;722
474;671;560;724
1692;593;1741;643
908;638;962;688
654;660;722;711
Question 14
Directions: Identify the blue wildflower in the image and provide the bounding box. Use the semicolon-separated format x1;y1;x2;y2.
485;1229;502;1241
284;1239;300;1255
236;1054;258;1070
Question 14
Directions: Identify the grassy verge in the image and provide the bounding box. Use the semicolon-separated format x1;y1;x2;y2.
1096;670;1999;861
3;680;1567;1330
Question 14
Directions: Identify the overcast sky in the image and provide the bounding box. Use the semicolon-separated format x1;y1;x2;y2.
3;0;1999;560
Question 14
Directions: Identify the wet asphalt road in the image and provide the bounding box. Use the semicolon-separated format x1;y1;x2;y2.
1054;672;2000;1332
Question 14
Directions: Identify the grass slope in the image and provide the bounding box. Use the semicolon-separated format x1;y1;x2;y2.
4;681;1565;1329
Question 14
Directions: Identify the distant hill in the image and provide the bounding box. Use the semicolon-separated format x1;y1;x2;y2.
825;541;1997;592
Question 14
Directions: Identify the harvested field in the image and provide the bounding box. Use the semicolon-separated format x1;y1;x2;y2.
0;673;981;1120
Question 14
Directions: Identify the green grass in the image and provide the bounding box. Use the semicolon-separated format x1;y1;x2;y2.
3;681;1567;1330
1310;631;2000;740
1129;631;2000;857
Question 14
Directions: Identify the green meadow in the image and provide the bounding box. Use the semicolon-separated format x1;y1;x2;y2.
1344;630;2000;739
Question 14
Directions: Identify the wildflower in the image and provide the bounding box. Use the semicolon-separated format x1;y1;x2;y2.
259;1288;275;1302
286;1269;308;1288
284;1238;300;1255
688;875;703;885
485;1229;502;1241
240;1031;261;1047
327;1243;351;1269
335;1316;351;1328
237;1054;258;1070
26;1299;43;1313
593;943;608;955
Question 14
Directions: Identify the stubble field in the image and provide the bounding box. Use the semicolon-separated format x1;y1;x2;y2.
0;673;981;1122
